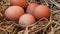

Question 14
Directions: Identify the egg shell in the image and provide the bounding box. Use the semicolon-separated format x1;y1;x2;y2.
26;3;38;16
4;6;24;21
34;5;51;20
19;14;36;28
10;0;28;9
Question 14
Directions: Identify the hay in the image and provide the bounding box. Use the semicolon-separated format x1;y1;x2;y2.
0;0;60;34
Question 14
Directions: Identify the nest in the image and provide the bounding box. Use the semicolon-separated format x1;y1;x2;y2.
0;0;60;34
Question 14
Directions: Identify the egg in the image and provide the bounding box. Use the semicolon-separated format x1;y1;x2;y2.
4;6;24;21
10;0;28;9
34;5;51;20
19;14;36;28
26;3;38;16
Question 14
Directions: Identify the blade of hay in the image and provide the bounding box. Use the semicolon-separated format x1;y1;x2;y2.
24;26;30;34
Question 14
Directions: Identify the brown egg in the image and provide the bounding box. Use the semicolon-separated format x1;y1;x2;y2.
19;14;36;28
34;5;51;20
26;3;38;16
4;6;24;21
10;0;28;9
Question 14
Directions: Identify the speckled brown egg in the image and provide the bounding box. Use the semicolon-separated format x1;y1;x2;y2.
4;6;24;21
19;14;36;28
34;5;51;20
26;3;38;16
10;0;28;9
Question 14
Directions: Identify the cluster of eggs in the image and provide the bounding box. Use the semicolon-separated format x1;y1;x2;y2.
4;0;51;28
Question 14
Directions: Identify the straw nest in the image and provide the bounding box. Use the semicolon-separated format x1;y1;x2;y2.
0;0;60;34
